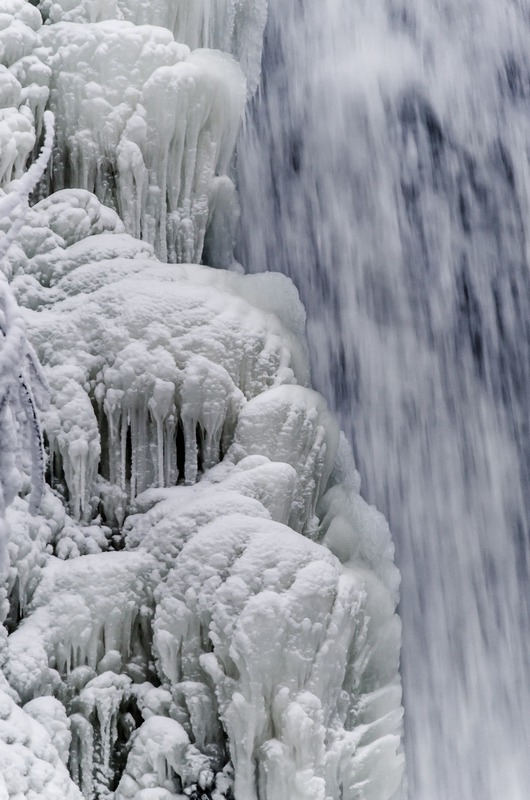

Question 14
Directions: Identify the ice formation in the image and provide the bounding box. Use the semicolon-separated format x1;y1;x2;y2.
40;23;246;263
0;2;403;799
36;0;267;93
0;3;249;263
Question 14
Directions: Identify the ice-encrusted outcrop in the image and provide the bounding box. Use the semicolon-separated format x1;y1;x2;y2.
0;0;52;186
40;22;246;263
0;680;82;800
151;513;401;800
0;5;248;264
0;2;404;799
1;187;404;797
10;200;307;521
0;107;83;800
0;106;55;556
36;0;267;94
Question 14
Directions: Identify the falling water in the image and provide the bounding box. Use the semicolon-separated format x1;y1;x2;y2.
236;1;530;798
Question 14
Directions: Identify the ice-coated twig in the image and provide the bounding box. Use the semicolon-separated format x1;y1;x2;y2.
0;112;54;569
0;110;55;259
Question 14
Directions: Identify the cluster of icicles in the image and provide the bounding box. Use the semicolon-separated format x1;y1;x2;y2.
0;1;404;799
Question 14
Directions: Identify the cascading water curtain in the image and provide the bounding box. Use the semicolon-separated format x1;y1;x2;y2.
237;1;530;798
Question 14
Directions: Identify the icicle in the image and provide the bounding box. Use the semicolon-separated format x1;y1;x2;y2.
164;415;177;486
148;380;175;488
128;404;141;502
70;672;133;796
182;415;199;486
120;410;128;494
103;387;123;487
69;712;94;799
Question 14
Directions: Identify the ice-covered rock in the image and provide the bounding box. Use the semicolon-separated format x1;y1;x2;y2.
21;234;307;519
23;694;72;765
33;188;125;247
0;111;54;574
152;514;403;800
5;550;156;702
0;6;403;799
0;4;250;266
70;671;133;799
114;715;212;799
5;491;64;627
117;47;246;263
228;385;340;533
38;21;246;263
0;0;50;187
36;0;267;94
0;103;35;186
39;21;187;202
0;678;82;800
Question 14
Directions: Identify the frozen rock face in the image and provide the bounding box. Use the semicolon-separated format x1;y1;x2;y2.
0;3;404;800
0;107;55;559
0;281;44;534
0;109;83;800
0;199;404;797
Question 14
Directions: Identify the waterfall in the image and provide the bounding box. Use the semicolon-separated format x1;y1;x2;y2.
237;1;530;798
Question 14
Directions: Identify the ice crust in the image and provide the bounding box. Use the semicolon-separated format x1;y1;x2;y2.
0;2;403;799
